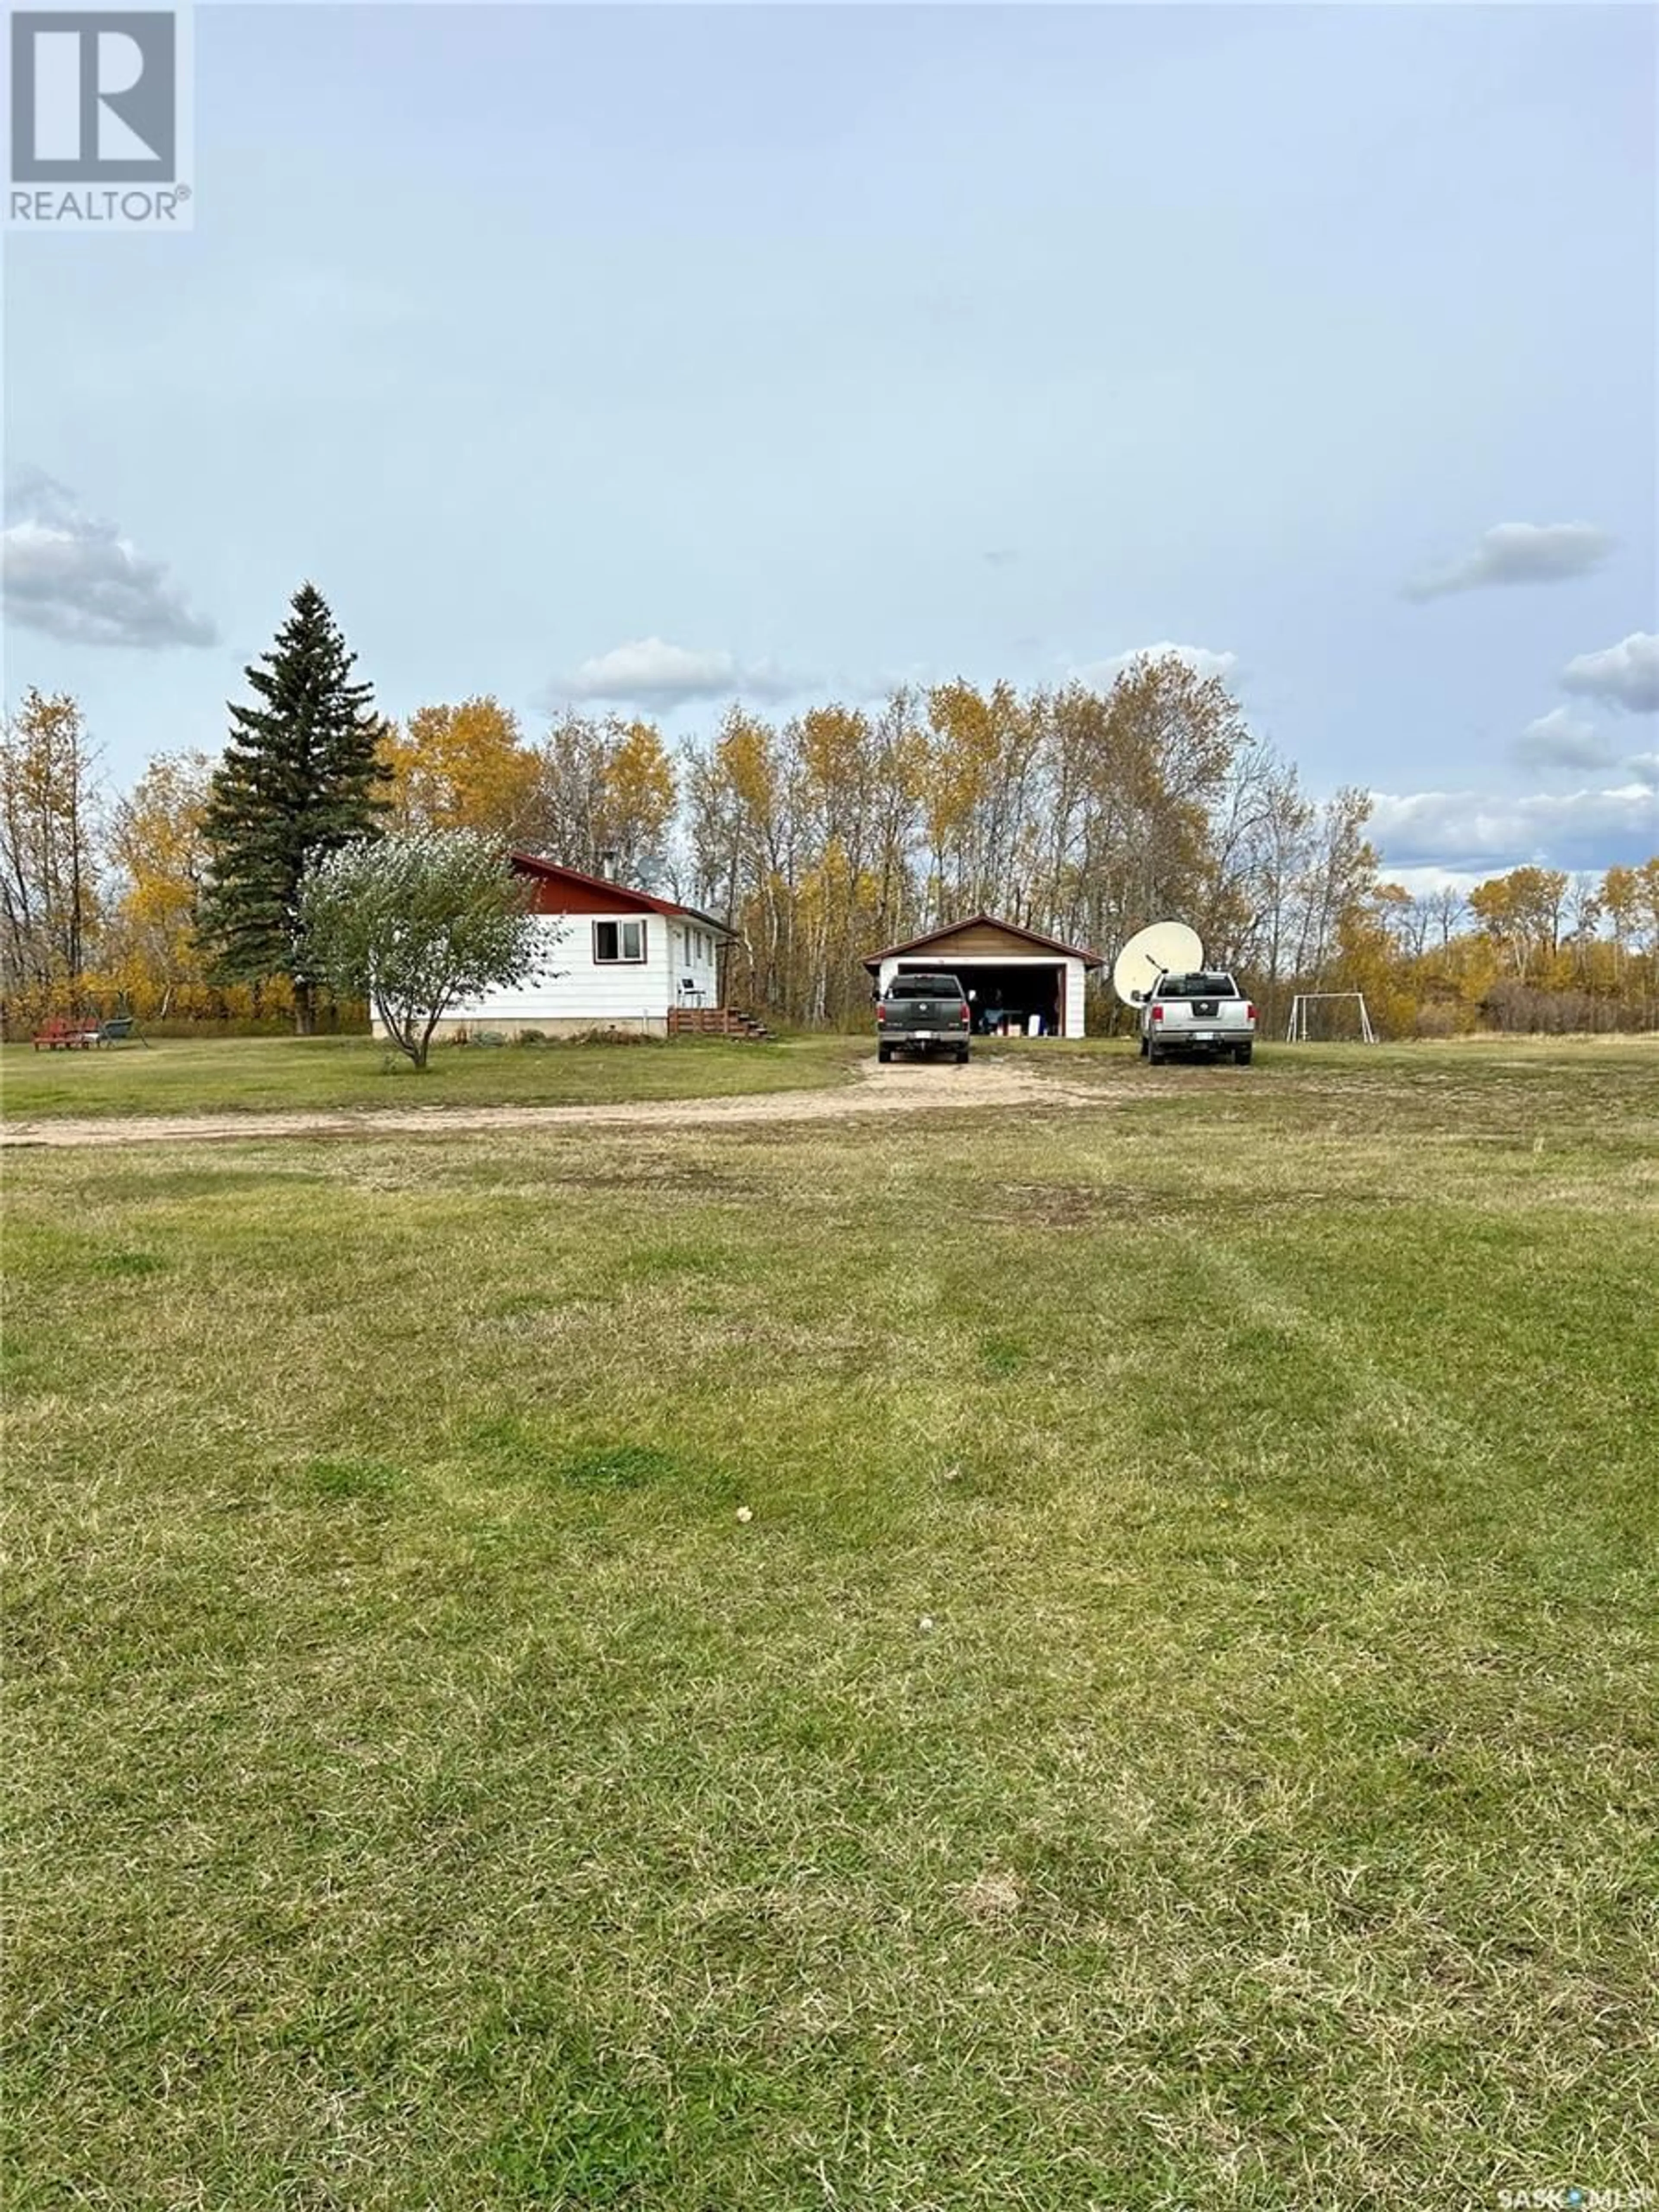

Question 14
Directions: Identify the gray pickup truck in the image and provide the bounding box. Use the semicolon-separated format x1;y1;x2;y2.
876;972;972;1064
1140;971;1256;1065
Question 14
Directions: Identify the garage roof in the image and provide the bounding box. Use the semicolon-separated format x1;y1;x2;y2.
862;913;1105;973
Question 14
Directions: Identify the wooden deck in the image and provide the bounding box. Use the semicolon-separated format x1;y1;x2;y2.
667;1007;775;1042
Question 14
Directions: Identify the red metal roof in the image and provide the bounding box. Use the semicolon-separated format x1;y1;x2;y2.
508;853;733;934
862;912;1104;971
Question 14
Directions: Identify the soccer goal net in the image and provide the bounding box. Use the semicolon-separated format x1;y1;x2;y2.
1285;992;1377;1043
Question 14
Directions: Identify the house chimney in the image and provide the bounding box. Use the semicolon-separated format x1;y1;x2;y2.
599;849;619;881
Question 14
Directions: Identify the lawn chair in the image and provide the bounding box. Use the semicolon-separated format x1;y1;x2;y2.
94;1013;149;1048
32;1016;98;1051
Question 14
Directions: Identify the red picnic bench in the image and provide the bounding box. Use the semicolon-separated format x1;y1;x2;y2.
32;1017;101;1051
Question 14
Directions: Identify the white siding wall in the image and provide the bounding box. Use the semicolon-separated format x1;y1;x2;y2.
397;910;677;1035
666;919;721;1005
1062;957;1086;1038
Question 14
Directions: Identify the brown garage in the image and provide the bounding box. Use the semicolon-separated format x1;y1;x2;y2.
864;915;1103;1038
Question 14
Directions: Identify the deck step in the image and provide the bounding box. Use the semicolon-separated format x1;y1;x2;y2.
667;1007;775;1041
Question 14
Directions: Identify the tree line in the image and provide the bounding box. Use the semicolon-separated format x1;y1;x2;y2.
3;582;1656;1039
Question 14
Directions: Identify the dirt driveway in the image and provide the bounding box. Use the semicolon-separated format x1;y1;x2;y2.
2;1058;1125;1150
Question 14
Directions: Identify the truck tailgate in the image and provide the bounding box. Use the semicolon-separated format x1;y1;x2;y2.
887;995;960;1032
1164;1001;1251;1036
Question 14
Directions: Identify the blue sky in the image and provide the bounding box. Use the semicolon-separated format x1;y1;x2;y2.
6;2;1656;887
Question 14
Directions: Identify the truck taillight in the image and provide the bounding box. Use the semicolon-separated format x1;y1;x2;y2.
876;1005;885;1024
959;1004;969;1023
1151;1004;1163;1022
1247;1004;1256;1022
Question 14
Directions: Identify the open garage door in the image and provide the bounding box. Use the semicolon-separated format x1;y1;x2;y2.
897;960;1063;1035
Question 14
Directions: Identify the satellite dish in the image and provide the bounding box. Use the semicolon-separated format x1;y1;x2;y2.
1112;920;1204;1006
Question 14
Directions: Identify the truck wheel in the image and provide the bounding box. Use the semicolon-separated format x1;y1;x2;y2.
956;1045;969;1065
1147;1037;1164;1065
1138;1033;1149;1058
877;1044;892;1064
1235;1043;1253;1066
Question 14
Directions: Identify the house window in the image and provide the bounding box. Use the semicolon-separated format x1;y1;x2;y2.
594;919;646;963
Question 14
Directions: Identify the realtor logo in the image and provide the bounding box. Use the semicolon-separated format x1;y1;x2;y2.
9;6;192;229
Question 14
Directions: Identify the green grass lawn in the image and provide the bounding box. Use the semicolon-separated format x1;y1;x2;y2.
4;1042;1656;2208
0;1032;861;1121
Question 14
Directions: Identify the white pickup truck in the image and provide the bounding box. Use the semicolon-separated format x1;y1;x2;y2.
1140;970;1256;1065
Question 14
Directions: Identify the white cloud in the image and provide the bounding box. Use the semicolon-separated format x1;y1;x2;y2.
551;636;804;712
846;661;936;702
1623;750;1659;790
1368;784;1659;871
1560;632;1659;714
2;468;218;649
1403;521;1613;601
1377;865;1490;900
1069;642;1238;688
1514;707;1611;773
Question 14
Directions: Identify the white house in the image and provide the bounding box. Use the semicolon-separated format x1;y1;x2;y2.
391;854;738;1042
862;915;1103;1037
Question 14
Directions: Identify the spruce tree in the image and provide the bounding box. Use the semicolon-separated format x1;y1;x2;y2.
198;583;389;1033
